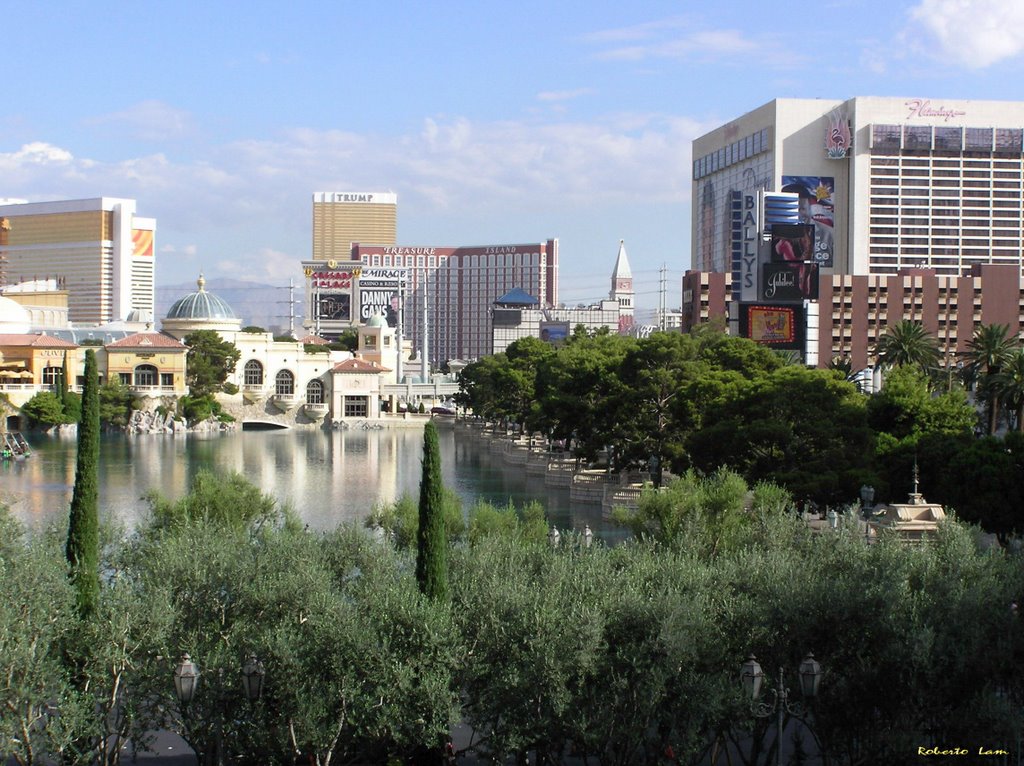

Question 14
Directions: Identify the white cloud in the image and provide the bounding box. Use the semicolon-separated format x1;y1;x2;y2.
585;16;774;63
907;0;1024;68
86;100;195;142
0;142;74;165
536;88;596;103
0;112;710;282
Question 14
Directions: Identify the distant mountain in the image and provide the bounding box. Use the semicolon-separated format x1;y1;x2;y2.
156;278;306;334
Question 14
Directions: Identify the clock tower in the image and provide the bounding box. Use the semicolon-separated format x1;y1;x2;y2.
610;239;634;315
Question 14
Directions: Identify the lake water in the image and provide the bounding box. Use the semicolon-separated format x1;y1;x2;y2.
1;424;620;539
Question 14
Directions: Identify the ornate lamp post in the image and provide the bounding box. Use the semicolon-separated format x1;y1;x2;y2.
241;655;265;702
740;653;823;766
173;654;200;704
172;654;267;765
859;484;875;516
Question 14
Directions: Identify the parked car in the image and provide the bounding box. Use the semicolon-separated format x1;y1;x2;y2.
430;406;456;416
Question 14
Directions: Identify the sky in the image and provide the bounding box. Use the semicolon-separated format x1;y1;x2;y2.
4;0;1024;312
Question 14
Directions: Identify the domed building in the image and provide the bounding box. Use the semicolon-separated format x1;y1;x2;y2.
161;275;242;339
0;296;31;335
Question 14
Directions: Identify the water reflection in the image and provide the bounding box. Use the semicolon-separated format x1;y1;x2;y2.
1;426;617;538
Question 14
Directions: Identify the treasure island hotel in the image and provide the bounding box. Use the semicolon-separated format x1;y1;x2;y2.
0;197;155;326
684;97;1024;370
304;191;558;365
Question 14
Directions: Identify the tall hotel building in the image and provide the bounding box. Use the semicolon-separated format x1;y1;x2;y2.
693;97;1024;280
0;198;155;325
311;191;397;262
352;240;559;365
687;97;1024;368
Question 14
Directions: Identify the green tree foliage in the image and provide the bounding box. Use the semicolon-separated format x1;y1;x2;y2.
176;393;234;425
59;351;70;409
967;323;1018;435
7;471;1024;764
466;499;549;545
0;509;87;766
688;365;874;507
365;490;464;549
994;348;1024;431
416;421;448;601
66;349;100;617
21;390;67;427
867;364;976;448
330;328;359;351
874;319;941;371
535;331;635;462
613;469;791;553
457;337;555;430
98;380;136;428
182;329;241;398
145;469;284;532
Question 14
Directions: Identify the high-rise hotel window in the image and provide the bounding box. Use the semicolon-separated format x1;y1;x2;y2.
934;127;963;151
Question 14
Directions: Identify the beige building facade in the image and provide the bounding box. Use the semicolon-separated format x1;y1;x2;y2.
0;198;155;325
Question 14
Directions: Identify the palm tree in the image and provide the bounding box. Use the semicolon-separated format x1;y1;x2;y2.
993;348;1024;432
966;323;1018;435
874;320;940;371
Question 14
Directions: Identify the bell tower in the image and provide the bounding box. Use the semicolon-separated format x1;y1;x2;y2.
610;239;634;313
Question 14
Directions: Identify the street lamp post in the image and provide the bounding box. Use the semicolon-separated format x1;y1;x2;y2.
173;654;266;765
740;653;822;766
860;484;876;543
173;654;199;704
859;484;875;517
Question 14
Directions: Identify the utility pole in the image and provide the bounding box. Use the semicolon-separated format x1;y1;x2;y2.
277;278;299;338
658;263;667;331
0;218;9;289
395;275;404;382
421;265;429;381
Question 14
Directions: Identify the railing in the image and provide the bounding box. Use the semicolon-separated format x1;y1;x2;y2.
129;385;179;394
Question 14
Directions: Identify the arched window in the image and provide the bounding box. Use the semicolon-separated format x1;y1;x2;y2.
306;379;324;405
244;360;263;386
134;364;158;387
275;369;295;396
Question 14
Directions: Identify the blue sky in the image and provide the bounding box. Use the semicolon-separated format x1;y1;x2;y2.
3;0;1024;311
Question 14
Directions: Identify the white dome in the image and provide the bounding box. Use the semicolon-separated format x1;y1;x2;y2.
0;296;31;334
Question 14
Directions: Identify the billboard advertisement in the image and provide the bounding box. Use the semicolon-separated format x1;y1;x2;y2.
318;293;351;321
357;268;406;327
762;262;819;302
492;309;522;327
780;176;834;267
539;321;569;344
769;224;818;300
305;264;359;324
739;303;804;350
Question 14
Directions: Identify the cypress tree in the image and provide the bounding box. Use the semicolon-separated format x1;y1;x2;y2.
66;349;100;617
415;421;448;601
59;350;70;410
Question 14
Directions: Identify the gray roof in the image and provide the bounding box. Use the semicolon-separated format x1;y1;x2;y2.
166;275;237;320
